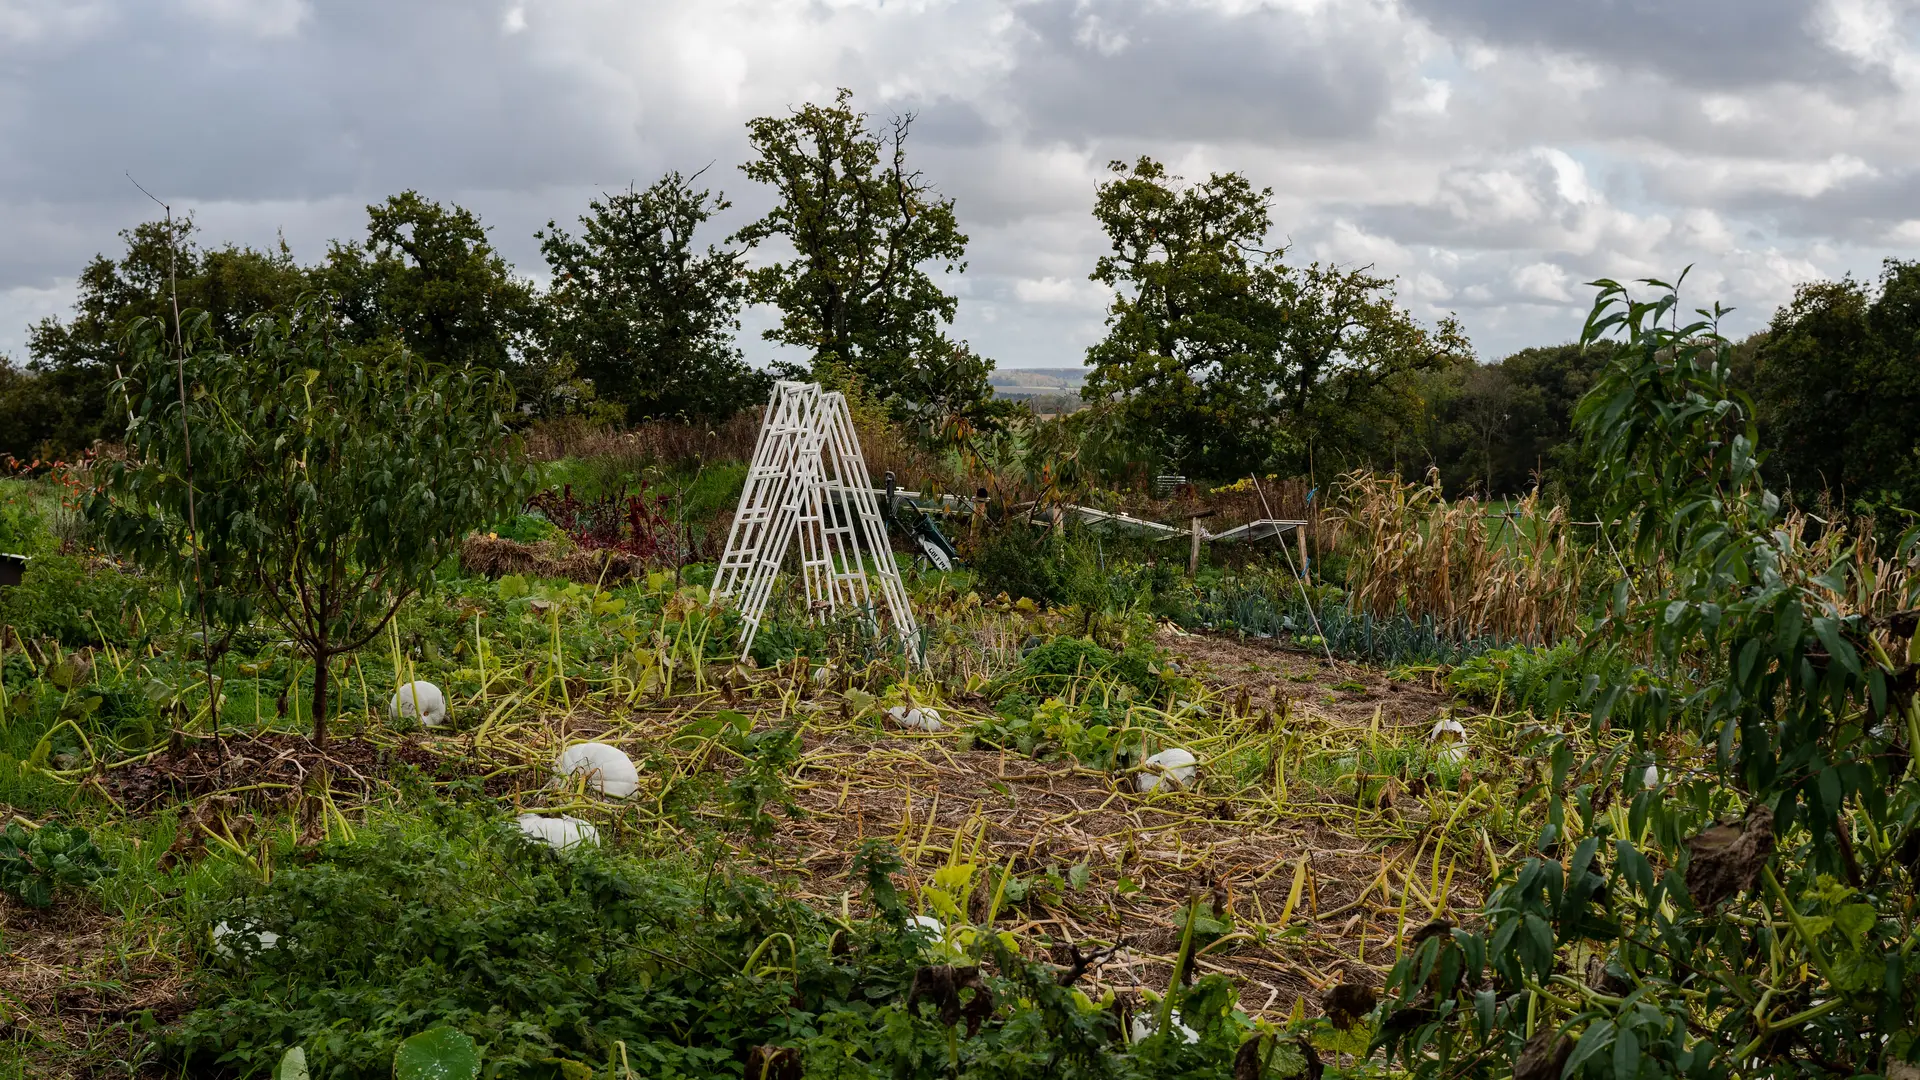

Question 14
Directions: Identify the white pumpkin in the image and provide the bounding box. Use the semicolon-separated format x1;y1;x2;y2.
1428;718;1468;764
1129;1012;1199;1044
211;920;281;959
515;812;599;851
389;681;447;727
888;705;945;732
1137;748;1198;793
555;741;640;798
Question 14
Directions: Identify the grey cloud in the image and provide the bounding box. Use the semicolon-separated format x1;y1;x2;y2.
1737;169;1920;242
1350;152;1630;255
6;0;1920;369
895;97;998;149
1002;0;1410;144
0;0;640;207
1401;0;1887;92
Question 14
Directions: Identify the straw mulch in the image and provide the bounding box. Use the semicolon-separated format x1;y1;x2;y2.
473;637;1496;1023
0;895;189;1079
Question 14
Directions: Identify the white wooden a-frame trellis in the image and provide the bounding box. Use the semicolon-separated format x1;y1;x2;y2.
713;381;921;663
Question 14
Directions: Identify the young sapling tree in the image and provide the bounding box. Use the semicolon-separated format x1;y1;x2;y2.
91;299;534;745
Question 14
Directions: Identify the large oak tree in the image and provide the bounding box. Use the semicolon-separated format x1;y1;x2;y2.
538;172;768;423
1084;156;1469;479
735;89;1002;435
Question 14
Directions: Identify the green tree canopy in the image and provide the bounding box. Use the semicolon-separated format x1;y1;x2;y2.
1407;344;1613;499
88;300;534;745
3;216;310;457
1082;156;1290;478
1750;260;1920;524
321;191;546;388
1083;156;1469;480
1276;261;1472;477
735;88;1000;433
538;172;768;422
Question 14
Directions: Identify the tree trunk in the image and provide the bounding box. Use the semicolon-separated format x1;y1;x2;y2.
311;649;330;748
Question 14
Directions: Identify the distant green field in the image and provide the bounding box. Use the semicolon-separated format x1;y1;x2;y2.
987;367;1086;396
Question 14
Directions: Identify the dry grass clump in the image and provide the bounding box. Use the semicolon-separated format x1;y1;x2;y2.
522;411;763;469
1333;469;1589;645
458;535;648;585
0;897;188;1080
524;407;966;492
1779;509;1914;620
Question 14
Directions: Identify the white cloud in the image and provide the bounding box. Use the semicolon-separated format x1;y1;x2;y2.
1012;275;1107;306
0;0;114;45
0;279;73;360
1511;261;1572;303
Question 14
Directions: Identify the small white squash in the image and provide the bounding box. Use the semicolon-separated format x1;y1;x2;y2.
211;920;281;959
390;681;447;727
555;741;640;798
515;813;599;851
1137;748;1198;793
888;705;944;733
1130;1012;1199;1044
1428;718;1468;764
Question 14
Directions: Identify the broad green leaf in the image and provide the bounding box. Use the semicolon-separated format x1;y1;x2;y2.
392;1027;480;1080
1067;861;1092;891
277;1046;311;1080
1832;903;1875;942
1612;1024;1639;1080
1812;617;1860;677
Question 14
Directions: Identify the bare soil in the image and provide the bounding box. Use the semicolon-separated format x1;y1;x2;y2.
1157;627;1453;730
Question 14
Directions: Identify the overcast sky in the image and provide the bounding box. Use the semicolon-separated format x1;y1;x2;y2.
4;0;1919;371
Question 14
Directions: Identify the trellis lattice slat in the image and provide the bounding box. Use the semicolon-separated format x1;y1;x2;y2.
713;381;921;663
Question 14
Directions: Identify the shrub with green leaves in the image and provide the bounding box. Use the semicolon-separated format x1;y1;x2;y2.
1377;275;1920;1076
165;809;1266;1079
1443;639;1588;713
489;512;565;545
0;821;110;908
972;520;1068;605
0;483;46;554
995;636;1172;704
0;553;153;647
971;695;1145;769
90;301;536;744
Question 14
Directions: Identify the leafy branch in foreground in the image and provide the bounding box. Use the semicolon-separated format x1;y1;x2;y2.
89;300;534;745
1376;273;1920;1078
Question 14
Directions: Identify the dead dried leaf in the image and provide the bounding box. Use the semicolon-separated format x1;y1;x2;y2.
1684;802;1774;908
1321;982;1376;1030
1513;1031;1573;1080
